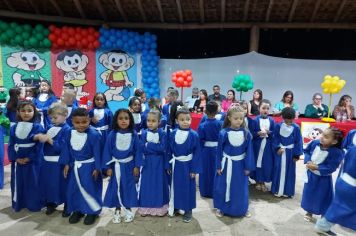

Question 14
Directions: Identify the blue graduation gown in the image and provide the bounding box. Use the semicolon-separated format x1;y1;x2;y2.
89;108;113;149
40;123;71;205
33;93;57;129
0;127;4;189
198;118;222;198
139;128;169;207
162;103;171;118
168;128;201;211
324;146;356;230
65;103;78;127
342;129;356;152
8;122;45;212
245;116;256;134
102;130;143;208
200;112;226;124
59;127;102;215
271;122;303;197
213;128;255;217
252;116;275;182
301;140;343;215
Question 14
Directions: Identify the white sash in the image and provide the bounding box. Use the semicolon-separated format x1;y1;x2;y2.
44;155;60;162
13;162;17;202
204;141;218;147
14;143;35;152
341;173;356;187
168;154;193;216
221;152;245;202
277;144;294;196
95;125;109;135
74;158;101;212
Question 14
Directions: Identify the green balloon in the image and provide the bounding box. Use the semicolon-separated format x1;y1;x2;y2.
10;22;18;28
6;29;15;38
23;40;29;48
14;26;22;34
22;31;31;39
23;24;32;32
35;33;44;40
29;37;37;46
43;38;51;47
14;35;22;44
0;21;7;31
43;28;50;35
35;24;44;32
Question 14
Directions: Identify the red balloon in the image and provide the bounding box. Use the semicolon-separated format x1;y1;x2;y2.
75;34;82;41
68;28;76;35
48;34;56;41
176;71;182;77
94;32;100;38
76;27;82;32
57;38;64;46
88;27;95;33
81;38;88;45
69;38;76;46
177;77;184;84
62;26;68;32
93;40;100;48
65;41;70;47
172;72;177;77
185;69;192;76
183;81;189;87
186;76;193;82
49;25;56;31
88;35;95;42
187;81;192;87
81;30;88;36
181;72;187;78
171;77;177;83
62;33;69;40
54;28;61;36
88;43;94;50
76;41;82;48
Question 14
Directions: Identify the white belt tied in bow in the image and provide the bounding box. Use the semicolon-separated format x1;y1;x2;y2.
341;173;356;187
204;141;218;147
44;155;60;162
277;144;294;196
168;154;193;216
13;162;17;202
106;156;134;210
95;125;109;135
14;143;35;152
221;152;246;202
74;158;101;212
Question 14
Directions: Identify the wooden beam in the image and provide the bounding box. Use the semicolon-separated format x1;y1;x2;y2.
334;0;347;22
155;0;165;23
94;0;108;21
265;0;274;22
136;0;147;22
221;0;225;23
288;0;298;22
49;0;64;16
176;0;184;23
310;0;322;22
28;0;40;14
114;0;128;22
3;0;15;11
3;10;356;29
199;0;205;23
73;0;86;19
243;0;250;21
249;25;260;52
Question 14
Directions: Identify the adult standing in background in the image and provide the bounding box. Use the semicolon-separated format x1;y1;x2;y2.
304;93;328;118
221;90;236;112
333;95;355;120
208;85;226;102
248;89;263;116
273;90;299;117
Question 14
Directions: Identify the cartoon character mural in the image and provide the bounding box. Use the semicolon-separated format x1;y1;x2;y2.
55;50;89;98
301;122;330;147
6;51;47;87
98;50;134;101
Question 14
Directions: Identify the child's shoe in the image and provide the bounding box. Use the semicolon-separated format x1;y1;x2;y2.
112;210;121;224
182;211;192;223
215;209;224;218
45;203;57;215
69;211;84;224
84;214;97;225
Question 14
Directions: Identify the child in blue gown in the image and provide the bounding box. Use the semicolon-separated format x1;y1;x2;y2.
89;93;113;148
38;103;71;216
33;80;57;129
301;128;344;222
8;101;45;211
128;96;143;133
60;108;102;225
252;99;275;192
138;109;169;216
271;107;303;198
102;109;143;224
315;146;356;234
167;107;201;223
342;129;356;152
198;101;222;198
214;106;255;218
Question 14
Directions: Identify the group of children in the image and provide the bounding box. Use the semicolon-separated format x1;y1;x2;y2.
3;82;356;234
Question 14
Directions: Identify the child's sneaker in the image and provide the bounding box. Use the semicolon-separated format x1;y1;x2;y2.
215;209;224;218
69;211;84;224
182;211;192;223
112;210;121;224
245;211;252;218
123;209;134;223
45;203;56;215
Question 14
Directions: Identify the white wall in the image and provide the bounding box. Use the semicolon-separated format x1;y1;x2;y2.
159;52;356;113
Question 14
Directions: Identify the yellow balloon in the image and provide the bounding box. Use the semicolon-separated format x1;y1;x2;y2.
324;75;332;80
331;88;338;93
333;76;340;81
340;80;346;87
323;88;330;93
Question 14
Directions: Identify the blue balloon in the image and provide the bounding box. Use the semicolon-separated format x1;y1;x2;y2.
137;42;144;50
145;66;153;72
134;35;141;43
150;61;157;67
151;83;158;89
144;43;150;50
151;35;157;41
128;32;135;38
142;60;149;66
146;77;153;84
130;45;137;52
150;71;158;77
110;29;115;34
128;40;135;46
115;30;122;37
105;41;112;48
99;28;105;33
122;35;129;42
150;43;157;49
149;49;156;55
144;37;151;44
99;36;105;43
122;29;128;35
109;36;116;42
117;40;123;48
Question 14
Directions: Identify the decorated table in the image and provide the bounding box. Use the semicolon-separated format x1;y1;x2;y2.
190;112;356;136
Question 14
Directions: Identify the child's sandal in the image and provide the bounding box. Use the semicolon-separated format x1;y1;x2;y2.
303;214;315;223
112;211;121;224
261;184;268;192
255;184;262;191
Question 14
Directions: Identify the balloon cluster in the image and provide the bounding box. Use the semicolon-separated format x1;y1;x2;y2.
171;70;193;87
232;74;254;92
321;75;346;94
99;28;159;98
48;25;100;50
0;21;51;48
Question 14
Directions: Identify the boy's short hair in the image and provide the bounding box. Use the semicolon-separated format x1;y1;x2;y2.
168;89;179;98
72;107;88;117
281;107;296;119
205;101;218;116
63;83;75;90
48;102;68;116
259;99;272;108
62;90;76;100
